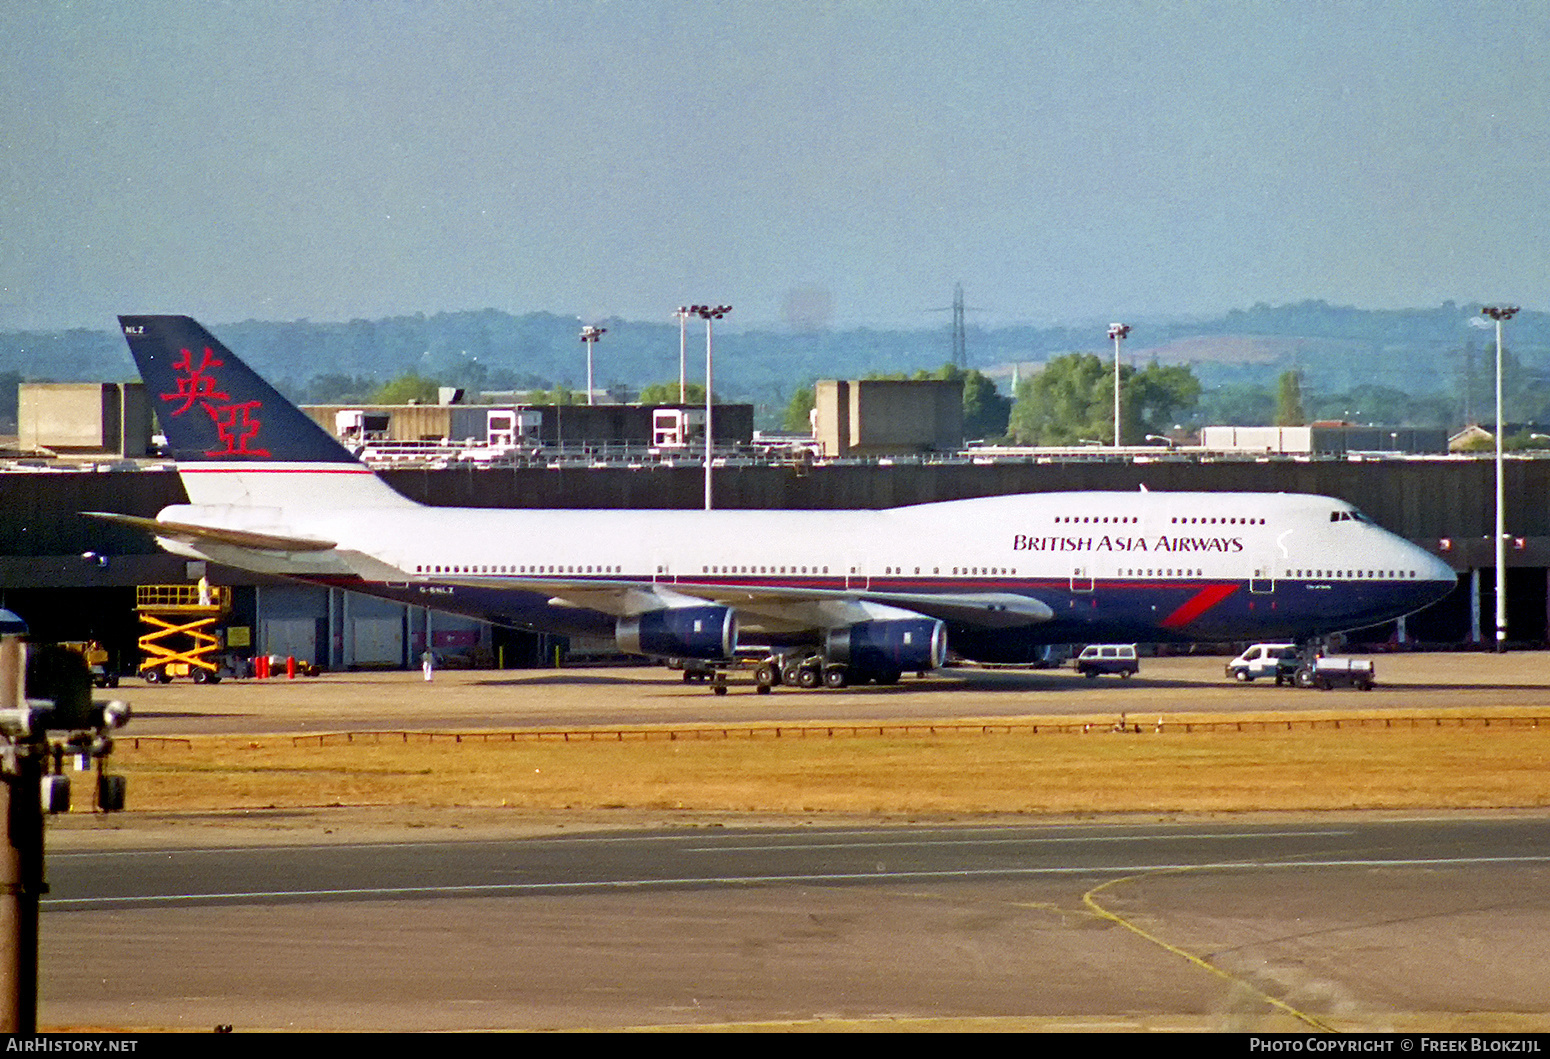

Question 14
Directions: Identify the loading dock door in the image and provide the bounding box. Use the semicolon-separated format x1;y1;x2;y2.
260;618;319;664
352;617;403;667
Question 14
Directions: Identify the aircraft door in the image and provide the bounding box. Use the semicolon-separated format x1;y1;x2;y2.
1249;554;1277;594
1070;565;1094;593
846;557;869;590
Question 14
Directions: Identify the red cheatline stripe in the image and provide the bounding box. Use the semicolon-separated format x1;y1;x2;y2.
181;466;373;474
1161;583;1239;628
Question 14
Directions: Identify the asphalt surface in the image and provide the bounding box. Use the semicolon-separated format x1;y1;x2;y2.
43;816;1550;910
38;814;1550;1032
34;652;1550;1032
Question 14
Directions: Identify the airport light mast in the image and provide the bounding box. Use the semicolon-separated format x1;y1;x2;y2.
578;326;607;406
672;307;691;403
1483;304;1519;652
1108;323;1131;448
681;305;731;510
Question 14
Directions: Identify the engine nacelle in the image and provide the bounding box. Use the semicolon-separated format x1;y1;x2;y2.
826;618;947;673
616;606;737;660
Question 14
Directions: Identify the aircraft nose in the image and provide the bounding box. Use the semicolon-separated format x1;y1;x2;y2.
1405;543;1458;611
1410;544;1456;586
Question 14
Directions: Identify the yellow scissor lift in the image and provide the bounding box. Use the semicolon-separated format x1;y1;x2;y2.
137;583;231;684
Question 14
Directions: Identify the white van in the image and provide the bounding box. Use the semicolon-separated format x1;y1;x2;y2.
1074;644;1139;679
1226;643;1300;684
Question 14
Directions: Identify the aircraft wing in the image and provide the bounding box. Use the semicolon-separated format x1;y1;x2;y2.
436;573;1054;633
673;584;1055;631
83;512;338;553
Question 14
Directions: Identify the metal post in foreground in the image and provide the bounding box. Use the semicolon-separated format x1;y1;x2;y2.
0;611;38;1034
0;610;131;1033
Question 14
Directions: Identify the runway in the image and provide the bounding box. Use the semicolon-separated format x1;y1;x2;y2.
40;815;1550;1031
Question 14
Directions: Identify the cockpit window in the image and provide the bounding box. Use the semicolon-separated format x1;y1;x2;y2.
1330;509;1372;523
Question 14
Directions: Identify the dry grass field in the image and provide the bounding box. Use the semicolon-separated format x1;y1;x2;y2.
100;715;1550;816
79;652;1550;817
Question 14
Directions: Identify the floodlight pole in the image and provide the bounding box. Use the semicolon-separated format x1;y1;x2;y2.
673;308;690;404
1108;323;1131;448
578;326;607;406
681;305;731;510
1483;305;1518;652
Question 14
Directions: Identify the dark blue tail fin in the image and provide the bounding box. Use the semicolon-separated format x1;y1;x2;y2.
119;315;357;464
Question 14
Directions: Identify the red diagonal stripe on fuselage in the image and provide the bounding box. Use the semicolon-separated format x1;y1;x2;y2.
1161;583;1240;628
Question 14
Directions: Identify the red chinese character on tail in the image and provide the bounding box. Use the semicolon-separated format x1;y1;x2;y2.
204;400;271;457
160;347;231;415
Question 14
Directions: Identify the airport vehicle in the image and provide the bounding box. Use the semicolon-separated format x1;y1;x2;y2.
1293;656;1376;691
1074;644;1139;678
60;641;118;689
1226;643;1300;684
92;316;1457;690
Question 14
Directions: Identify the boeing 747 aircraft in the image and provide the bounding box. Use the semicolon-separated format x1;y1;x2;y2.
95;316;1455;689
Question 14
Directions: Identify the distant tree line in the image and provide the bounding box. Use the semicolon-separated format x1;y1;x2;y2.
8;302;1550;438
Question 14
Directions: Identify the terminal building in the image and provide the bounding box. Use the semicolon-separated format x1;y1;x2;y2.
1197;423;1449;455
299;399;755;456
812;379;964;458
1;453;1547;677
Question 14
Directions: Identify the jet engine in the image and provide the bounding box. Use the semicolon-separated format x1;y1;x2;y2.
826;618;947;674
616;606;737;660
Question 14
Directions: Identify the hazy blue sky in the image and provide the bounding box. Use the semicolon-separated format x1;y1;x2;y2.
3;0;1546;332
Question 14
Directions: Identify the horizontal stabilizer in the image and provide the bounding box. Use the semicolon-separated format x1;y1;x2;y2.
83;512;338;553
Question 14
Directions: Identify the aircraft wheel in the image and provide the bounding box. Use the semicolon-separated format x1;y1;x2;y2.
781;658;806;686
823;664;849;689
796;665;821;689
754;662;779;689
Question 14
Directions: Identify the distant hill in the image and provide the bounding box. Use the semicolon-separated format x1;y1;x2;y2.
2;301;1545;430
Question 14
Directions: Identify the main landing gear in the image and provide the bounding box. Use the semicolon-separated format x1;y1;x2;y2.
751;652;901;694
677;652;910;695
